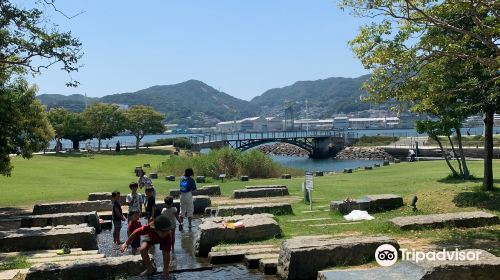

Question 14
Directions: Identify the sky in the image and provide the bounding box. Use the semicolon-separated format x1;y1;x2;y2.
24;0;372;100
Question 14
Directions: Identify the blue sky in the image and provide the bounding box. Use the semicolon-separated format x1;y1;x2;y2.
26;0;371;100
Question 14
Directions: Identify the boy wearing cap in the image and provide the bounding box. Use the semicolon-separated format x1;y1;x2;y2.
121;215;173;279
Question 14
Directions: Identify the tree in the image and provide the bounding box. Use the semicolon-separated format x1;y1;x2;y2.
0;0;82;175
83;103;125;151
47;108;92;150
0;79;54;175
124;105;165;149
341;0;499;190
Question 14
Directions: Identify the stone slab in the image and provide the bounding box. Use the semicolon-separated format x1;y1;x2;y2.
330;194;403;214
28;253;105;264
169;185;221;198
244;185;287;189
244;253;280;269
281;174;292;179
149;173;158;179
318;261;425;280
33;201;111;215
194;214;281;257
87;193;126;205
390;211;499;230
215;203;293;217
240;176;249;181
208;247;280;264
0;249;96;260
0;225;97;252
232;188;289;199
259;258;278;275
0;269;26;280
277;235;399;280
383;160;390;166
20;212;101;233
166;175;175;181
157;195;211;214
25;255;145;280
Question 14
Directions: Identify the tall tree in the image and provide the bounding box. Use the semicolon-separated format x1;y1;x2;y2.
48;108;92;150
0;79;54;175
124;105;165;149
341;0;499;190
83;103;125;151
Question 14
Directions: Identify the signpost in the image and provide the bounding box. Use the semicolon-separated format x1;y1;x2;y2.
305;171;314;210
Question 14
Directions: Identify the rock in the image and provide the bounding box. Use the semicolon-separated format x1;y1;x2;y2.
314;171;324;176
277;235;399;280
240;176;249;182
0;225;97;252
259;258;279;275
194;214;281;257
244;254;279;269
215;203;293;217
390;211;499;230
334;147;394;160
166;175;175;181
33;201;111;215
233;188;289;199
87;192;125;205
20;212;101;233
281;174;292;179
149;173;158;179
25;255;145;280
169;185;221;198
245;185;287;189
258;143;309;157
196;176;206;183
157;196;211;214
383;160;390;166
330;194;403;214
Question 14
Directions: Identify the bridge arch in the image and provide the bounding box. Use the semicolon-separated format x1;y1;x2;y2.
237;139;313;154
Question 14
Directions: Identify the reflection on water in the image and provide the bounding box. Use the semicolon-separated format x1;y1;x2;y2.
97;218;277;279
271;155;384;172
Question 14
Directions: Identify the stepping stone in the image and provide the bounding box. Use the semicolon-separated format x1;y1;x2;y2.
383;160;390;166
149;173;158;179
232;188;289;199
318;261;425;280
0;269;28;280
277;235;399;280
87;193;126;204
157;196;211;214
245;185;287;189
390;211;499;230
0;250;97;260
244;253;280;269
240;176;249;181
259;258;278;275
28;253;105;264
314;171;324;176
281;174;292;179
25;255;145;280
195;214;281;257
169;185;221;198
208;247;279;264
0;225;97;252
20;212;101;233
33;201;111;215
215;203;293;217
330;194;403;214
166;175;175;181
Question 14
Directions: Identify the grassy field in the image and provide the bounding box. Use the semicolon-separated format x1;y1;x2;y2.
1;151;499;255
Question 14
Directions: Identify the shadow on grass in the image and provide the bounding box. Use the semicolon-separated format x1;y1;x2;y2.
453;189;500;211
431;228;500;256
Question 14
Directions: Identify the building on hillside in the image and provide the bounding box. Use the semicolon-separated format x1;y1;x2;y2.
333;117;349;130
293;119;333;130
348;117;400;129
216;121;237;133
266;117;284;131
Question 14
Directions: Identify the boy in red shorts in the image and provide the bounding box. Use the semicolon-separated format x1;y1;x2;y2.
127;209;142;255
121;215;172;279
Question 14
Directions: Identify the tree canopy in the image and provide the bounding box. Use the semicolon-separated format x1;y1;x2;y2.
124;105;165;149
83;103;125;151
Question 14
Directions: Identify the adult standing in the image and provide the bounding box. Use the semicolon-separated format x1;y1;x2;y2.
137;169;156;199
179;168;196;229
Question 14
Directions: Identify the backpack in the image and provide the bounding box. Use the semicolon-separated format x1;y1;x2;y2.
180;178;190;193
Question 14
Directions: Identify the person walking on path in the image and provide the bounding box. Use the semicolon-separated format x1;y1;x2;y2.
179;168;196;229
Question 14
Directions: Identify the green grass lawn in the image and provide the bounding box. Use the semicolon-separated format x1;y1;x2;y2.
1;152;499;255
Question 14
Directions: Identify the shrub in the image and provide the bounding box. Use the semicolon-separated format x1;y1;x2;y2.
147;137;193;149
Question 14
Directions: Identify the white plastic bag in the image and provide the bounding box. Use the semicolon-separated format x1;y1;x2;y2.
343;210;375;221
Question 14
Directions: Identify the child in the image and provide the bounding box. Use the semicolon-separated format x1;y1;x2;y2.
127;209;142;255
137;169;156;199
161;196;182;251
121;215;173;279
179;168;196;229
111;191;126;244
144;187;156;221
126;182;144;218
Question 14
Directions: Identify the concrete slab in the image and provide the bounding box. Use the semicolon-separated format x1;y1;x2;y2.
20;212;101;233
390;211;499;230
259;258;278;275
330;194;403;214
33;201;111;215
169;185;221;198
87;193;125;205
232;188;289;199
215;203;293;217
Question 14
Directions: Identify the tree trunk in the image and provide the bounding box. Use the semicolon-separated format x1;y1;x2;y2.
455;128;470;179
72;140;80;150
483;111;494;190
97;138;102;152
435;135;459;177
135;133;140;150
447;135;463;178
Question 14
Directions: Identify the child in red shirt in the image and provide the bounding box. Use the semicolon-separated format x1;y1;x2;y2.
127;209;142;255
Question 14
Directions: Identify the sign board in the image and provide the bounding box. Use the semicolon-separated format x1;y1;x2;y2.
305;171;314;190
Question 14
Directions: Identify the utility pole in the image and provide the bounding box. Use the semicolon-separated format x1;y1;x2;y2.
306;99;309;136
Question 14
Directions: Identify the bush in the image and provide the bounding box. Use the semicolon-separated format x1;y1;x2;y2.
158;147;300;179
355;136;399;146
147;137;193;149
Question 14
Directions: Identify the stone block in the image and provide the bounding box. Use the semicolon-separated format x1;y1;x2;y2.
0;225;97;252
330;199;370;214
25;255;145;280
245;185;287;189
244;254;279;269
194;214;281;257
20;212;101;233
314;171;324;176
281;174;292;179
149;173;158;179
240;176;249;181
374;163;381;167
343;168;353;173
390;211;499;230
318;261;425;280
383;160;390;166
87;192;125;205
157;195;211;214
364;166;373;170
259;258;278;275
169;185;221;198
143;163;150;167
166;175;175;181
196;176;206;183
215;203;293;217
330;194;403;214
33;201;111;215
277;235;399;280
232;188;289;199
394;159;401;163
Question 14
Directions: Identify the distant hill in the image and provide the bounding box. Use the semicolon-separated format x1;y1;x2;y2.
37;75;387;126
249;75;381;119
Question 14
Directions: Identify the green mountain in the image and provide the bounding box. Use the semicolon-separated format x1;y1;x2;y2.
37;94;98;112
249;75;378;118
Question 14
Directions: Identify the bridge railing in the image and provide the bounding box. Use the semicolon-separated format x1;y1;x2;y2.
188;130;350;144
